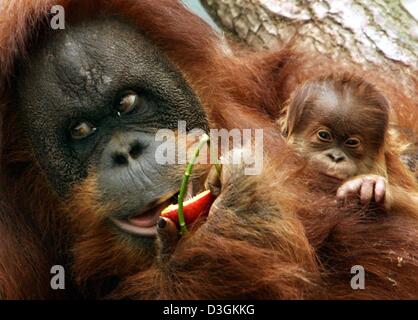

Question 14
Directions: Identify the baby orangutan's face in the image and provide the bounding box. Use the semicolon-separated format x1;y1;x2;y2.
285;80;388;181
293;126;364;180
282;75;391;206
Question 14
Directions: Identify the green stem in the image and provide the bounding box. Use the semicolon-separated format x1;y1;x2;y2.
210;151;222;176
178;133;210;235
207;139;222;175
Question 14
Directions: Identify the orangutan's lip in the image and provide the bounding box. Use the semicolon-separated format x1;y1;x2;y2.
321;173;344;183
111;218;158;237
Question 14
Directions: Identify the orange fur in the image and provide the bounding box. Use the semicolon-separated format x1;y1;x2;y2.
1;0;418;300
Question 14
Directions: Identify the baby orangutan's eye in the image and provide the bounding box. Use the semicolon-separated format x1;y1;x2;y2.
317;130;333;142
345;137;361;148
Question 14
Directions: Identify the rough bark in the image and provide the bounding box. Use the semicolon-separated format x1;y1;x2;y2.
201;0;418;91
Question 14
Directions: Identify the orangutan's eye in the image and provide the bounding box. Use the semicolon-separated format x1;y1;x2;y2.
70;121;97;140
117;91;140;115
345;137;361;148
317;130;333;142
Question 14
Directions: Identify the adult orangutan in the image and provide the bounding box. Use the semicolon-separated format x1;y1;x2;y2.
1;0;418;300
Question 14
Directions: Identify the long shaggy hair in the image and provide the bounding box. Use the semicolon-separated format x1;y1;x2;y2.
0;0;418;299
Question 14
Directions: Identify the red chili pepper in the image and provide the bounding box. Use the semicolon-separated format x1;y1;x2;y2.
161;190;214;227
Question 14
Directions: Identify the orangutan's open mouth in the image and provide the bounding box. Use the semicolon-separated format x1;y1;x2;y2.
111;201;169;237
110;184;195;237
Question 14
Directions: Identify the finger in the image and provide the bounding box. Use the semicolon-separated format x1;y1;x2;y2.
157;217;179;263
360;178;375;204
374;177;386;203
204;165;222;197
337;178;363;202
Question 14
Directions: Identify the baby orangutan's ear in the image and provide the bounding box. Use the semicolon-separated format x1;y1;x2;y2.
280;84;312;137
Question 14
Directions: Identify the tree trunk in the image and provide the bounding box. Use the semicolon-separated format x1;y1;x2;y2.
201;0;418;91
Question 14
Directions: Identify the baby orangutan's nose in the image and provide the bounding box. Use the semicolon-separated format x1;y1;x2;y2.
327;151;346;163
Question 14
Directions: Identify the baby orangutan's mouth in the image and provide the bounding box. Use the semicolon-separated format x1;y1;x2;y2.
321;173;344;183
110;184;195;237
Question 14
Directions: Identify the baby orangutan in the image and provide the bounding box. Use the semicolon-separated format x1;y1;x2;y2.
279;73;391;207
